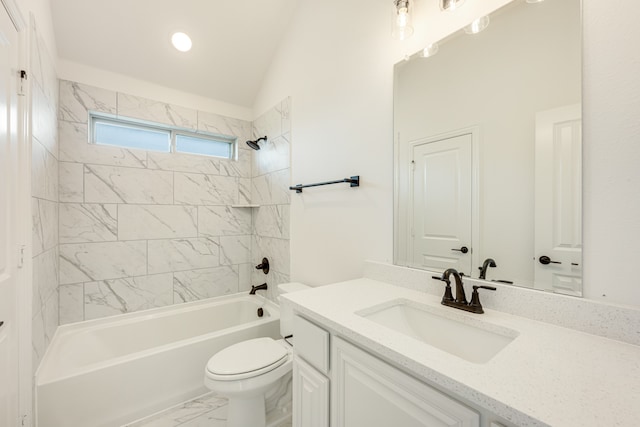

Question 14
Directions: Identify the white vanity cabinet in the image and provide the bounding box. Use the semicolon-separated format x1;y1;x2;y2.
291;314;513;427
332;337;479;427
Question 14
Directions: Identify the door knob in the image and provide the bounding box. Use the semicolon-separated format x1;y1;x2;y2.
451;246;469;254
539;256;561;265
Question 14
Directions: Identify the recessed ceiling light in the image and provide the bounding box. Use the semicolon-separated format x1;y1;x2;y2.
171;32;192;52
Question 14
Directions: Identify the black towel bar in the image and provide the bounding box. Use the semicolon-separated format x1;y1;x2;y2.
289;176;360;193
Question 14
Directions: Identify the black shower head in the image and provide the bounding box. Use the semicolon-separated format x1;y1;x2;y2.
246;136;267;150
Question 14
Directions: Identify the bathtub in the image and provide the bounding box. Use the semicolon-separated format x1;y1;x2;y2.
36;293;280;427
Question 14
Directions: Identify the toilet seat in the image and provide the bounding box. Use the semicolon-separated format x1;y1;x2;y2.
206;337;289;381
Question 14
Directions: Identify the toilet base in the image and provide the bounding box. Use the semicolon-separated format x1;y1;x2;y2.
227;395;266;427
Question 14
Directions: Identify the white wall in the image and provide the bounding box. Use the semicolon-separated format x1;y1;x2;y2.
16;0;57;57
57;60;253;121
582;0;640;304
255;0;640;307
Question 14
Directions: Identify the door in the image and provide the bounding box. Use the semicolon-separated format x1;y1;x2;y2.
411;134;473;274
293;356;329;427
0;3;21;425
534;104;582;295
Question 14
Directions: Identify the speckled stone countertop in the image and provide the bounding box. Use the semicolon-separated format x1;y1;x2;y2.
282;278;640;427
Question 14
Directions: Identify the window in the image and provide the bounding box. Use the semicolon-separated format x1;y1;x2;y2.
89;113;236;159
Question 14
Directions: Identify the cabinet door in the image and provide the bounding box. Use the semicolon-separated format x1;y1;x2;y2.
293;356;329;427
332;337;479;427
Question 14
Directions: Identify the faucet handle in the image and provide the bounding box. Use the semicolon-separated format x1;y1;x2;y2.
432;276;454;303
469;285;496;313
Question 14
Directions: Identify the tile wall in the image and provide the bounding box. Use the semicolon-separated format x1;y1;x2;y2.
57;82;292;322
250;99;292;302
30;19;59;369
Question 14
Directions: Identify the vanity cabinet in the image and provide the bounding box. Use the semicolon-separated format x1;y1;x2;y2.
291;314;510;427
332;337;479;427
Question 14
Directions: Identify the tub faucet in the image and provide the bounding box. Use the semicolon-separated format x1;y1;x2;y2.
478;258;497;280
249;283;268;295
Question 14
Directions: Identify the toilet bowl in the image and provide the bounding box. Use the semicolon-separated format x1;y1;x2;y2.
204;282;309;427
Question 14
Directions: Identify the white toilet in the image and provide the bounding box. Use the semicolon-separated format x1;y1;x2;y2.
204;282;309;427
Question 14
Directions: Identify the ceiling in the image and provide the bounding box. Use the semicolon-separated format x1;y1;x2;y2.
51;0;298;108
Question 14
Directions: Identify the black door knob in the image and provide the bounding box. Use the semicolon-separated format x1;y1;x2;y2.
539;256;561;265
451;246;469;254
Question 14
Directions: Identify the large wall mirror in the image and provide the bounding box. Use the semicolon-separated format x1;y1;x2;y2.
394;0;582;295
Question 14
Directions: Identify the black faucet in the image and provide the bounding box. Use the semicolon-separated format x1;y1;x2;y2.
432;268;496;314
478;258;497;280
249;283;268;295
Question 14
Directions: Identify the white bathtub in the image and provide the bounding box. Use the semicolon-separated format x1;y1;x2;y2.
36;294;280;427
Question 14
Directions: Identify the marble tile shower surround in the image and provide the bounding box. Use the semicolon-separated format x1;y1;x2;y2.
250;99;292;302
58;81;292;322
31;19;60;370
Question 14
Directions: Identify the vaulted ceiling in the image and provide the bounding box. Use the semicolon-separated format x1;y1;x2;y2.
51;0;298;107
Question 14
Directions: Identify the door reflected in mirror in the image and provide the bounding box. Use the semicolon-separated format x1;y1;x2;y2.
393;0;582;295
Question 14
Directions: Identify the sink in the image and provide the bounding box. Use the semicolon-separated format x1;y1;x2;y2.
357;299;518;363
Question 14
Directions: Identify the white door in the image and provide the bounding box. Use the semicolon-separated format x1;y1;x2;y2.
411;134;473;275
0;3;21;426
534;104;582;295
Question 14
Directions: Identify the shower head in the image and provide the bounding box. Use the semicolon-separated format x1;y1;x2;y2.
246;136;267;150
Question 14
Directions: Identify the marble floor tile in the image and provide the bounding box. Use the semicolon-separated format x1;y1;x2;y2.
124;392;292;427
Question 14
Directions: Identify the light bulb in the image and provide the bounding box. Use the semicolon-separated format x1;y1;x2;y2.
392;0;414;40
422;43;440;58
397;7;409;27
171;32;192;52
464;15;490;34
440;0;466;12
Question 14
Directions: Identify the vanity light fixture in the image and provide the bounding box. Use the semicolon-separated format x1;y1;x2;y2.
526;0;545;3
440;0;465;12
171;32;192;52
464;15;490;34
421;43;439;58
392;0;414;40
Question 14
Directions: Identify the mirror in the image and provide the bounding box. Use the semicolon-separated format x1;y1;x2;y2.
394;0;582;295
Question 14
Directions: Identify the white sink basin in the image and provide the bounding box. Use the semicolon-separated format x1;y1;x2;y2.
357;299;518;363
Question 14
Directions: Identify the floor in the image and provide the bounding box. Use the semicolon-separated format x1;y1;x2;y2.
123;392;292;427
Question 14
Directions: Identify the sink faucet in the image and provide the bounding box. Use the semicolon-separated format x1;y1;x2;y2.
478;258;497;280
443;268;467;305
249;283;268;295
432;268;496;314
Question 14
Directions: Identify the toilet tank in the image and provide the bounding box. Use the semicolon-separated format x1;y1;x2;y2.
277;282;309;337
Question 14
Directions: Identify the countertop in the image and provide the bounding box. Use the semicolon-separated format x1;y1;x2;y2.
282;278;640;427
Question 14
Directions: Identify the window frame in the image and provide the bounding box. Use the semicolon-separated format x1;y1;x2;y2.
88;112;237;160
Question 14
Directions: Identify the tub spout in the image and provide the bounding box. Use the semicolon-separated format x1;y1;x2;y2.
250;283;268;295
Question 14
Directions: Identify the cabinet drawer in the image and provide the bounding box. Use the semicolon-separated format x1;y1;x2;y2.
293;315;330;374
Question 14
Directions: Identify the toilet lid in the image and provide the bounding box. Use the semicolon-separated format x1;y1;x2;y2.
206;337;288;380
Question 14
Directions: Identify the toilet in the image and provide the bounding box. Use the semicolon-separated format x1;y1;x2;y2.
204;282;309;427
